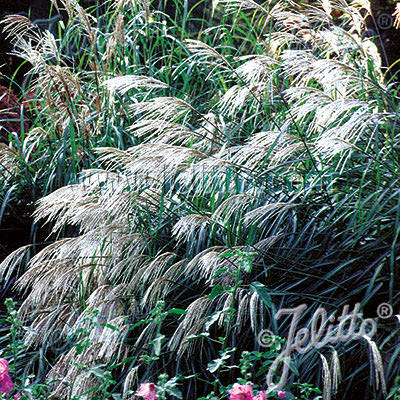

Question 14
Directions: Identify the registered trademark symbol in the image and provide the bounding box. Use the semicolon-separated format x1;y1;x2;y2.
377;302;393;319
377;13;394;30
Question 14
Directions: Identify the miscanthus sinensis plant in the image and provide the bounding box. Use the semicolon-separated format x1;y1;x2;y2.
1;0;400;398
0;0;210;222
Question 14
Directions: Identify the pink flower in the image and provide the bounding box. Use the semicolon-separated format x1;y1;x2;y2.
278;391;286;399
253;391;266;400
0;359;21;399
228;383;253;400
0;373;16;393
0;359;15;394
135;382;158;400
0;359;9;378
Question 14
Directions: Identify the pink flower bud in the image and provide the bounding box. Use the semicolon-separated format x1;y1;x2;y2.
228;383;253;400
135;382;158;400
253;390;266;400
